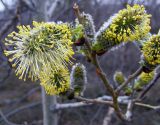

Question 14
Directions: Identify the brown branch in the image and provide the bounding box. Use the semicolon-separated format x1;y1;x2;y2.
73;3;126;120
116;66;143;93
75;96;113;106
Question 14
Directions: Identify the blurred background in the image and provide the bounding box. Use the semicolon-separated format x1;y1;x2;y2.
0;0;160;125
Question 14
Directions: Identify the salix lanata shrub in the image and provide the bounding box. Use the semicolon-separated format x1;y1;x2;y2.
3;4;160;119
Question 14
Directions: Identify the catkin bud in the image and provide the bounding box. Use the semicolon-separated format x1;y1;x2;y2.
81;12;95;38
134;71;155;91
70;63;87;96
114;71;132;95
114;71;125;85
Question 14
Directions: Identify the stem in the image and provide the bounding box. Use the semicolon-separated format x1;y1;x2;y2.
73;3;125;120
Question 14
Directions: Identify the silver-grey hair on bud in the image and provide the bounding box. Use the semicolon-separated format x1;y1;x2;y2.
70;63;87;96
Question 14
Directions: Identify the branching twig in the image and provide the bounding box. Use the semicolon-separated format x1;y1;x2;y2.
116;66;143;93
73;3;126;120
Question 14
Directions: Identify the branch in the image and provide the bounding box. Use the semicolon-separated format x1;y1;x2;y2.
138;72;160;99
73;3;125;120
116;66;143;93
50;95;130;112
135;102;160;110
75;96;113;106
125;100;134;121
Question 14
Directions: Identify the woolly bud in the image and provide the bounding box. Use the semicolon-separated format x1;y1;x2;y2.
81;12;95;38
134;71;155;91
114;71;125;85
92;4;151;54
70;63;87;96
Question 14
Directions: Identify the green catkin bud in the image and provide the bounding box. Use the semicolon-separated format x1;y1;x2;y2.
70;63;87;96
134;71;155;91
71;22;84;44
80;12;95;39
114;71;132;95
124;87;132;96
114;71;125;85
92;4;151;54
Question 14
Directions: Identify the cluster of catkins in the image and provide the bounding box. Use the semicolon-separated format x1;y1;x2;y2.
4;4;160;96
74;4;159;95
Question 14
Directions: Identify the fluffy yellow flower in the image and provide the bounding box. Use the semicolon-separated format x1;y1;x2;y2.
142;35;160;66
93;4;151;53
39;66;70;95
4;21;74;81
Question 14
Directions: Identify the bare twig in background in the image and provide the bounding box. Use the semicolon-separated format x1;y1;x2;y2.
0;86;40;106
0;0;9;11
135;102;160;110
0;102;41;123
125;100;134;121
0;109;22;125
102;107;114;125
89;105;104;125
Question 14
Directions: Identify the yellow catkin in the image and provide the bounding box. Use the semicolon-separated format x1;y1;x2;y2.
93;4;151;53
4;21;74;81
142;35;160;66
39;66;70;95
